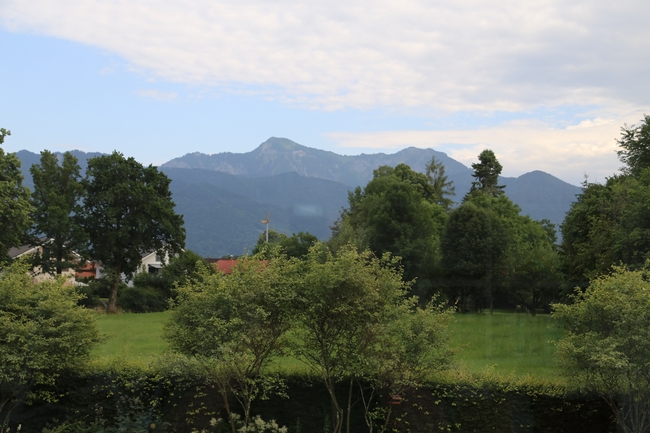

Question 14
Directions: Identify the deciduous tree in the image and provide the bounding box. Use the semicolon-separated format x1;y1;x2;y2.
291;246;413;433
342;164;447;298
554;264;650;433
164;254;298;431
29;150;87;275
0;260;100;429
617;114;650;176
0;129;33;265
82;152;185;313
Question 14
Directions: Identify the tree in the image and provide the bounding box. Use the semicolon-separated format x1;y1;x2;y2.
425;156;455;211
252;230;318;259
29;151;87;275
466;149;505;199
291;246;420;433
164;254;298;432
0;260;100;429
82;152;185;313
506;216;562;315
441;198;510;312
0;129;33;265
554;264;650;433
357;300;452;433
340;164;447;298
617;114;650;176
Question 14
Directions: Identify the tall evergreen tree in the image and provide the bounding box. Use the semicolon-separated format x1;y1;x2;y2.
425;156;455;211
29;151;87;275
465;149;505;199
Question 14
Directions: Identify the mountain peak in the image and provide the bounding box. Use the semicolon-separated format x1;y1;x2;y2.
256;137;307;154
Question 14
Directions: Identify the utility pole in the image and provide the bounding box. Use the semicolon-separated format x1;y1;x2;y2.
261;212;270;243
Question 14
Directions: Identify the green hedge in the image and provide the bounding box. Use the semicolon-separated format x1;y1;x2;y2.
8;360;614;433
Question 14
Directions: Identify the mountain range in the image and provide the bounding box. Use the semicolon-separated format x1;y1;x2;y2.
14;138;581;257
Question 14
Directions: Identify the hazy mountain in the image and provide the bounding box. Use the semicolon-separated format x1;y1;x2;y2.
12;140;582;257
163;136;581;228
163;169;350;257
162;137;475;190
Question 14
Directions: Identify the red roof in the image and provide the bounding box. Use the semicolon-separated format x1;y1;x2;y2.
214;259;238;274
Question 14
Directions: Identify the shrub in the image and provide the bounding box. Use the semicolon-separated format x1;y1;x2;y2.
117;286;168;313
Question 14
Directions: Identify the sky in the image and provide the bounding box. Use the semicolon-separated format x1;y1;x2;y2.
1;0;649;186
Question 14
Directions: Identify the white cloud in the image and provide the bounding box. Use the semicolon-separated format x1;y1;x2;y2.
135;89;178;101
327;111;646;185
1;0;649;112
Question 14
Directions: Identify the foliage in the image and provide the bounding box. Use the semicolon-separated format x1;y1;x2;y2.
0;260;100;429
252;231;318;259
341;164;448;298
0;129;33;265
561;117;650;285
291;245;451;433
444;171;561;313
161;249;211;286
29;150;87;275
164;254;299;431
466;149;505;199
425;156;455;211
617;114;650;176
560;170;650;286
117;286;168;313
553;264;650;433
441;198;510;312
82;152;185;313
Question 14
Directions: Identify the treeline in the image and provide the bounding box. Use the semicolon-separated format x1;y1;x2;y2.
0;128;185;313
324;148;559;314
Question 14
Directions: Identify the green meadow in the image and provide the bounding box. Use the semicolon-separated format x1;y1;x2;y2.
93;311;564;379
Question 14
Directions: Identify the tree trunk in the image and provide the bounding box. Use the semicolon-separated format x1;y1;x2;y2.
346;378;353;433
106;275;120;314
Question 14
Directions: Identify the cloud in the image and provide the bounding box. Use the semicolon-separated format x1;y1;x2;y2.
326;111;646;185
1;0;649;112
135;89;178;101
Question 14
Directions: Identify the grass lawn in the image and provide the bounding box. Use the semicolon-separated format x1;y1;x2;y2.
93;311;170;360
448;312;564;380
93;310;565;379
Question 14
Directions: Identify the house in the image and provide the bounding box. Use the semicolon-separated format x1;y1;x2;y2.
7;238;78;284
94;250;177;286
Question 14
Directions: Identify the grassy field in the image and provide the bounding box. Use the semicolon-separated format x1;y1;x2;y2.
93;310;564;379
449;312;564;379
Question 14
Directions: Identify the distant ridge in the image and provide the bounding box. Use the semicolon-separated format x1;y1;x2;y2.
162;137;474;190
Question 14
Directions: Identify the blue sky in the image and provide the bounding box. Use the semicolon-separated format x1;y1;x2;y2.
2;0;649;185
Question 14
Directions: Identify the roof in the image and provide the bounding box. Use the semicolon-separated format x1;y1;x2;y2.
8;244;38;259
215;259;238;274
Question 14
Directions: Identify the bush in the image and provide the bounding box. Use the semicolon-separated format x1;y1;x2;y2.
117;286;168;313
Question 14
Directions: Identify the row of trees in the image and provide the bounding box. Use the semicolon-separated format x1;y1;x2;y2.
329;149;560;313
560;115;650;286
0;131;186;312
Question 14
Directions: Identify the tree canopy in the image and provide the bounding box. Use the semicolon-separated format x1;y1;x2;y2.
338;164;447;298
466;149;505;199
0;260;100;429
425;156;455;211
554;264;650;433
617;114;650;176
82;152;186;313
0;129;32;265
29;151;87;275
